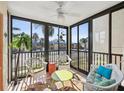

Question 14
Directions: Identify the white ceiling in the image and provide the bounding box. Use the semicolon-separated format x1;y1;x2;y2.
8;1;120;26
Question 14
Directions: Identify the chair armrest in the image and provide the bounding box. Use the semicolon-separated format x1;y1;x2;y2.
43;61;48;65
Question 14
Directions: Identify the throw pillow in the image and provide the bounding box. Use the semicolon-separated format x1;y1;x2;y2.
102;68;112;79
96;66;105;76
96;66;112;79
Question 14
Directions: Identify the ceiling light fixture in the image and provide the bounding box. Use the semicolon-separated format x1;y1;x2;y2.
58;14;65;24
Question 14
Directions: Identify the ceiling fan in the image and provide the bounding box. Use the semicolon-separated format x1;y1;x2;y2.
53;1;81;23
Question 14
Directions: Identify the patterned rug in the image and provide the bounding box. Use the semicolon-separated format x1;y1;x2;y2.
26;82;51;91
25;82;76;91
57;86;77;91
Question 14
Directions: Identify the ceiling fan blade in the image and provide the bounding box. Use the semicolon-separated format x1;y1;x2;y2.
49;14;58;17
64;12;81;17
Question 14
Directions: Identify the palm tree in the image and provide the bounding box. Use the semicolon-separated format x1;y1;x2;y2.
32;33;39;42
34;24;54;37
11;32;31;85
79;38;87;50
39;38;44;50
48;26;54;37
32;33;39;50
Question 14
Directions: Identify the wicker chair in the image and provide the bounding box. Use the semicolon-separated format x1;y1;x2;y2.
57;55;72;70
23;57;47;90
84;64;124;91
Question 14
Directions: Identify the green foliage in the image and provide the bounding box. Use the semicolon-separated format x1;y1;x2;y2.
11;32;31;51
80;38;87;44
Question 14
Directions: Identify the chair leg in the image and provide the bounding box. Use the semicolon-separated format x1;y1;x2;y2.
70;80;81;91
70;80;74;88
50;79;55;89
61;81;65;91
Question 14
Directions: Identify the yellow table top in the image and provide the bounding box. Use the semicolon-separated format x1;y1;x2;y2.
51;70;73;81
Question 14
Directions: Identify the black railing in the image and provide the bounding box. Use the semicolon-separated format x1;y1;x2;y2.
11;50;67;80
11;50;123;80
92;52;109;66
111;53;123;70
70;50;123;74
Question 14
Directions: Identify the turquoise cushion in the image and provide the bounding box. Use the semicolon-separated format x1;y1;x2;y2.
96;79;116;86
96;66;112;79
96;66;105;76
102;68;112;79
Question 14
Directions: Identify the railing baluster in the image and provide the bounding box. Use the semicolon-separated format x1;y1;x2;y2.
103;54;104;65
94;53;96;65
86;51;88;71
83;51;84;70
99;54;101;65
50;51;51;63
107;54;109;64
53;52;56;62
16;53;18;79
52;51;53;63
80;51;81;69
81;51;83;70
36;52;37;68
94;53;95;65
20;52;22;77
120;56;122;70
85;52;86;71
97;53;98;65
79;51;80;69
115;56;117;64
24;52;26;76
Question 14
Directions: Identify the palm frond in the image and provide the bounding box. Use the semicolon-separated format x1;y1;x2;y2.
11;33;31;51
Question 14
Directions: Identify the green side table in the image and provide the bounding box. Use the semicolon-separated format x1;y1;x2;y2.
51;70;73;90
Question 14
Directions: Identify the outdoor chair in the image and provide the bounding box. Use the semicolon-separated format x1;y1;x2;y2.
23;57;47;90
57;55;72;70
84;64;124;91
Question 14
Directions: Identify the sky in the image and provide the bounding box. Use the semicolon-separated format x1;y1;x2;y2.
13;19;44;38
72;23;88;43
13;19;88;43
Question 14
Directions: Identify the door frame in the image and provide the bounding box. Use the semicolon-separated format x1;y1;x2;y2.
70;21;91;75
0;13;3;90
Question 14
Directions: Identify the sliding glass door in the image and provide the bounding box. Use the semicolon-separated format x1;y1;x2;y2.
71;22;89;73
49;26;67;63
49;26;59;62
71;26;78;69
79;23;89;72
